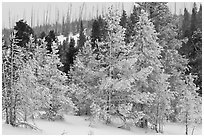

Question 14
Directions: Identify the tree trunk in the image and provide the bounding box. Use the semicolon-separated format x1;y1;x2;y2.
106;91;111;124
9;107;14;126
159;117;164;133
155;104;159;133
24;109;27;122
185;112;188;135
5;107;9;124
139;104;147;128
191;126;195;135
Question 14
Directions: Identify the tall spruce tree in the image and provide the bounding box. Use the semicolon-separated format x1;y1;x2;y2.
2;31;28;126
45;30;56;54
71;8;147;128
158;14;189;122
69;40;99;116
78;20;86;49
197;4;202;31
180;4;202;96
182;8;191;38
34;42;75;121
126;5;140;43
130;10;171;133
91;15;107;49
91;19;101;49
136;2;171;32
189;30;202;96
177;74;201;135
119;9;127;28
13;20;34;49
67;38;77;71
191;3;198;35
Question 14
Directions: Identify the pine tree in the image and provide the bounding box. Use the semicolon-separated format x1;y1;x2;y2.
177;74;201;135
190;3;198;35
2;31;27;126
180;4;202;96
189;30;202;96
78;20;86;49
62;16;66;36
158;16;189;122
66;38;77;71
95;7;130;124
182;8;191;38
13;19;34;49
130;10;171;133
16;49;38;122
2;39;11;124
119;9;127;28
91;19;101;49
197;4;202;31
126;5;140;43
91;15;107;49
98;15;108;41
45;30;56;54
71;7;136;126
136;2;171;32
69;40;99;116
40;31;46;39
58;39;69;73
33;42;75;121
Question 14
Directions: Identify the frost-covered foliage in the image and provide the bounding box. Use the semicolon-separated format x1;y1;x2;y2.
177;74;201;135
2;31;29;126
127;11;172;133
158;18;189;123
70;7;133;124
69;39;100;116
70;8;170;130
2;4;201;134
2;32;76;124
32;42;75;121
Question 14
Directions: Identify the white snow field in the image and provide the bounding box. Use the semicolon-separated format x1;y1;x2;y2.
2;114;202;135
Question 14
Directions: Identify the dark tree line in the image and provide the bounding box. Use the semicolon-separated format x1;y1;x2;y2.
179;3;202;96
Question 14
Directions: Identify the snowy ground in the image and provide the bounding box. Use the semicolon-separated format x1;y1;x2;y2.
2;114;202;135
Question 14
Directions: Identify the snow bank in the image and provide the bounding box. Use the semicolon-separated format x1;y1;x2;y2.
2;115;202;135
2;124;42;135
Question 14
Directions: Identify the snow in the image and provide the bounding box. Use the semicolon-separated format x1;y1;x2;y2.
2;114;202;135
163;122;202;135
56;35;67;45
55;33;79;47
68;32;79;47
2;124;41;135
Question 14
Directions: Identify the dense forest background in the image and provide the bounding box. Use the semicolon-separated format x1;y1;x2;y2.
2;2;202;135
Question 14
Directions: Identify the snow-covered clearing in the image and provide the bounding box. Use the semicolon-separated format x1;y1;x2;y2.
2;115;202;135
163;122;202;135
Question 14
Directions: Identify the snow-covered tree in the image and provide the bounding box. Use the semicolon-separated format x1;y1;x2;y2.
69;40;99;116
177;74;201;135
71;7;135;125
33;42;75;121
157;10;189;122
71;8;168;131
16;54;38;122
128;10;172;133
2;31;27;126
126;4;141;43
